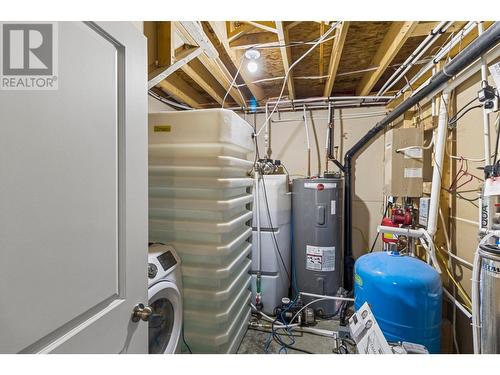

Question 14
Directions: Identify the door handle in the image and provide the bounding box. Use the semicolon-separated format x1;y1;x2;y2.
132;303;153;322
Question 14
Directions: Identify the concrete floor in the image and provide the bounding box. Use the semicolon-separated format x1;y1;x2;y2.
237;317;352;354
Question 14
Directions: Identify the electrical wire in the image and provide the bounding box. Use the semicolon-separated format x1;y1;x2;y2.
447;96;480;127
255;22;340;138
181;324;193;354
221;54;245;108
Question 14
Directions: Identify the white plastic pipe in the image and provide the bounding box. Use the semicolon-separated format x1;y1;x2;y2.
264;104;270;157
427;92;449;237
443;288;472;319
300;291;355;302
377;226;441;273
397;22;477;98
377;21;452;96
478;22;492;166
303;105;311;176
254;170;262;273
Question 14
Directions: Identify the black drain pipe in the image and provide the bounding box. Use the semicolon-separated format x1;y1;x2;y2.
327;103;345;172
343;22;500;291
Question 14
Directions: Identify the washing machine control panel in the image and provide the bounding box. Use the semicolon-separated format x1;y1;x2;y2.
157;251;177;272
148;263;158;279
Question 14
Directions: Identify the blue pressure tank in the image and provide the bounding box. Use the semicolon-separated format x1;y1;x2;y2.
354;251;442;353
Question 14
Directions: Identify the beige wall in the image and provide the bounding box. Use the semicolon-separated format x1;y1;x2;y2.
247;107;387;259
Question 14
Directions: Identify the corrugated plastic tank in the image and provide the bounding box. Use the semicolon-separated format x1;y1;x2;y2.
354;251;442;353
148;109;254;354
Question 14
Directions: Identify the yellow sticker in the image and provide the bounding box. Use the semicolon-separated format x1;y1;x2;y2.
354;274;363;287
154;125;171;132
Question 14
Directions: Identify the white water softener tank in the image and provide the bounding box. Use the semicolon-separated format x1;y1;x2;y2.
251;173;291;315
148;109;254;353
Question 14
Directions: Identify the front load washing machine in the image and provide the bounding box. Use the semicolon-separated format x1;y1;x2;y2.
148;243;183;354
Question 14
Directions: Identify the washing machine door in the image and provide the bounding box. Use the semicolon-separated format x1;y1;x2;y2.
148;280;182;354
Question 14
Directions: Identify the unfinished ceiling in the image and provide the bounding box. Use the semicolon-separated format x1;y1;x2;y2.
145;21;492;109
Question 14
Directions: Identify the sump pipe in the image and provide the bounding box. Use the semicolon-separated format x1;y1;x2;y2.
342;22;500;291
326;102;345;173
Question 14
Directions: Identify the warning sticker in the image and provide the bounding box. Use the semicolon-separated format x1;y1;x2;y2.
306;245;335;271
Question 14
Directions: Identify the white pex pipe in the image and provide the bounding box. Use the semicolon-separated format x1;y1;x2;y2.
397;22;477;98
443;288;472;319
300;291;355;302
478;22;492;166
427;92;449;238
377;21;452;96
254;170;262;274
377;226;441;273
303;105;311;176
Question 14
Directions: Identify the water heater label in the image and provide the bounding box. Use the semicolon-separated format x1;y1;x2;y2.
306;245;335;271
304;182;336;190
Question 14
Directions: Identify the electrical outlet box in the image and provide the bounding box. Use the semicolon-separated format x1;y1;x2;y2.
384;127;424;197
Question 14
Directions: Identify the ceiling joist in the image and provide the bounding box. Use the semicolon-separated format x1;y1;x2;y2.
227;23;256;43
181;58;227;105
356;21;418;96
276;22;295;99
158;74;205;108
148;46;202;89
323;21;350;97
175;21;246;108
208;21;265;103
228;32;278;49
241;21;277;34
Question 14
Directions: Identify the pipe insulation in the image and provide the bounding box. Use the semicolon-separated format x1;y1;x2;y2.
343;22;500;291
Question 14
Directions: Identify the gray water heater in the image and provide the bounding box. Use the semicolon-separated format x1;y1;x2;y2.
292;177;343;316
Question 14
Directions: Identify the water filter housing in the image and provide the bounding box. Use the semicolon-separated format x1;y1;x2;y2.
292;177;344;316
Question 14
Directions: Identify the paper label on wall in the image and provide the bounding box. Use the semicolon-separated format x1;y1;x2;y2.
306;245;335;271
404;148;423;159
404;167;422;178
489;62;500;91
331;200;336;215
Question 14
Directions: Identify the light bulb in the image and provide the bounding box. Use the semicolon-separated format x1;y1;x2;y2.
247;61;258;73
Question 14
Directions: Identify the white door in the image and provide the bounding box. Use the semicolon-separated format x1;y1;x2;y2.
0;22;148;353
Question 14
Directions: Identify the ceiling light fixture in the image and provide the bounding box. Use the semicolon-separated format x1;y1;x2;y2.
245;48;261;73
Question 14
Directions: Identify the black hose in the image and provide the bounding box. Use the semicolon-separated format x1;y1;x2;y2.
342;22;500;291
